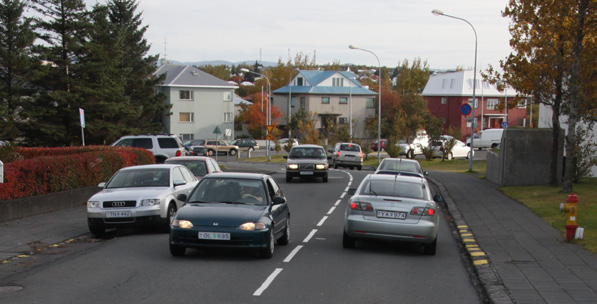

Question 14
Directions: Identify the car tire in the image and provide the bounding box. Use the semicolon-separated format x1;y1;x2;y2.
446;153;453;160
155;156;167;164
357;166;362;171
407;150;414;159
229;149;237;156
343;231;355;248
322;174;328;183
467;151;471;159
277;218;290;245
88;223;105;237
207;149;215;156
162;203;176;233
170;244;186;257
333;160;338;169
424;237;437;255
259;229;274;259
286;175;292;183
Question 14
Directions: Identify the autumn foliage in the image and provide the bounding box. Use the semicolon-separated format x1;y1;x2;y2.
244;92;282;137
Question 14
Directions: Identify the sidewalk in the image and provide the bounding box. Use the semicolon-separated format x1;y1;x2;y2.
428;171;597;304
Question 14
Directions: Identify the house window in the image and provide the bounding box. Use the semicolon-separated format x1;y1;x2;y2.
297;77;304;86
339;117;348;124
291;97;295;107
179;90;193;100
517;99;527;108
333;78;344;87
180;134;194;141
487;99;499;110
224;112;233;123
441;97;447;104
468;98;479;108
300;97;306;109
322;97;330;104
223;91;232;101
366;97;375;108
179;112;194;122
339;97;348;104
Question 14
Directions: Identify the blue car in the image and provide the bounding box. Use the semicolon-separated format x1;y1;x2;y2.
169;172;290;258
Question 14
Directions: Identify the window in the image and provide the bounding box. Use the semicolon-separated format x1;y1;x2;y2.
441;97;447;104
468;98;479;108
179;112;194;122
297;77;304;86
339;117;348;124
366;97;375;108
487;99;499;110
179;90;193;100
332;78;344;87
517;99;527;108
180;134;194;141
300;97;306;109
224;112;233;123
339;97;348;104
322;97;330;104
223;91;232;101
291;97;295;107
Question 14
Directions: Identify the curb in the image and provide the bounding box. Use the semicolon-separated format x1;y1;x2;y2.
427;175;514;304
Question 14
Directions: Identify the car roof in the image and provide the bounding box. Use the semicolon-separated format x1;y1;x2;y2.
165;156;211;161
291;144;322;149
120;164;183;170
202;172;268;180
365;173;427;184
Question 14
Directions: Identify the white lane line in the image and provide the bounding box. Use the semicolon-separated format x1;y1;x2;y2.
303;229;317;243
327;206;336;215
340;192;346;198
317;216;328;227
283;245;303;263
344;186;351;192
334;199;342;206
253;268;283;296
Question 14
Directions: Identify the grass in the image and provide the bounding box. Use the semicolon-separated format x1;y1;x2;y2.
240;152;596;253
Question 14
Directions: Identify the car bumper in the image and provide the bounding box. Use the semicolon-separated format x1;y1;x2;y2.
286;169;328;178
170;227;270;249
344;215;438;245
87;207;162;228
335;159;362;166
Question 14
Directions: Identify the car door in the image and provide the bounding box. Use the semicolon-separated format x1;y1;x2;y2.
266;177;288;236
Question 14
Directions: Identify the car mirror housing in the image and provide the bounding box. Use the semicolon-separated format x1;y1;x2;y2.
433;194;444;203
173;180;186;187
272;196;286;205
177;193;187;202
98;182;106;188
283;156;288;159
347;188;357;195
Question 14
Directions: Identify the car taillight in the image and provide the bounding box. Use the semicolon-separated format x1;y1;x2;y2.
351;202;373;211
176;150;182;157
360;152;363;158
410;207;435;216
336;151;341;157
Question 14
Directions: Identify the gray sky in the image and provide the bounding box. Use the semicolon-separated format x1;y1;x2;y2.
86;0;514;71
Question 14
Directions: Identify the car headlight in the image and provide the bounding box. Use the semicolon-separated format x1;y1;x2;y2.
239;222;267;231
287;164;299;170
87;201;100;208
171;219;193;229
141;199;160;206
316;164;327;170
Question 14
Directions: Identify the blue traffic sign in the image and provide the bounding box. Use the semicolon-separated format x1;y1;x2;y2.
460;103;472;116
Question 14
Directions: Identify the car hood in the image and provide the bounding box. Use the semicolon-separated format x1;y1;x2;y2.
177;204;268;226
89;187;172;201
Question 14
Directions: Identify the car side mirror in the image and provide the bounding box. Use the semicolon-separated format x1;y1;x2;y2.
283;156;288;159
177;194;187;202
433;194;444;203
424;171;429;176
173;180;186;187
347;188;357;195
98;182;106;188
327;156;332;160
369;167;377;171
272;196;286;205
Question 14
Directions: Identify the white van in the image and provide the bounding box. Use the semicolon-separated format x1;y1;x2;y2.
466;129;504;149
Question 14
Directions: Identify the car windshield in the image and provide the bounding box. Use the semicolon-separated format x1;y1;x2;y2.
289;147;325;159
188;178;267;205
166;160;207;176
361;179;426;200
106;168;170;188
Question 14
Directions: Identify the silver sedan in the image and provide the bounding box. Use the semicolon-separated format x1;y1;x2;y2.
343;174;440;255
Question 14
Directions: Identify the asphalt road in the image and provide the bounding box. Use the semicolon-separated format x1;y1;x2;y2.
0;168;481;303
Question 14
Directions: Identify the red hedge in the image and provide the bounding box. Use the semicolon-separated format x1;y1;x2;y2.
0;146;154;200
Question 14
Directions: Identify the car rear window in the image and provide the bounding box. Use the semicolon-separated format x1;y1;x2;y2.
158;137;180;148
362;180;426;200
340;144;360;152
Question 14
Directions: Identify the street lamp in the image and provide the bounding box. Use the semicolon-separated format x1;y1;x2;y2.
241;68;272;161
432;9;477;171
288;68;299;138
349;44;382;164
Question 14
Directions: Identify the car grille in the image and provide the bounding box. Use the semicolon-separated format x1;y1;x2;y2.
103;200;137;208
299;164;315;170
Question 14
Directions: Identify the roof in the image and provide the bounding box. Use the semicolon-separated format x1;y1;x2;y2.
202;172;268;180
154;64;237;89
421;70;518;98
273;70;377;96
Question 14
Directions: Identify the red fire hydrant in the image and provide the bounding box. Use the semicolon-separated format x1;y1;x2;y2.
559;193;578;242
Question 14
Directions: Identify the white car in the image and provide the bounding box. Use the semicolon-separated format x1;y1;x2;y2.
86;164;199;236
271;138;299;151
431;136;473;160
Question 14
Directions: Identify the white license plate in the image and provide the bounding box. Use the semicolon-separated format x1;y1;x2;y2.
198;232;230;240
105;210;132;218
300;171;314;175
345;155;355;158
377;210;407;219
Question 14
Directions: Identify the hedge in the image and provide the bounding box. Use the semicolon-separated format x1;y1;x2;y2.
0;146;154;200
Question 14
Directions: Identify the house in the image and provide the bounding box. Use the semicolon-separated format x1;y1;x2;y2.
422;70;527;140
272;70;378;139
154;63;238;142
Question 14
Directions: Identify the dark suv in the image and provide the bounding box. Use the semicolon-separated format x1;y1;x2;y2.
284;145;330;183
230;139;259;151
112;134;185;163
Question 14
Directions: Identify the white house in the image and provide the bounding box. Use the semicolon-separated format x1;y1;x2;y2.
154;64;238;142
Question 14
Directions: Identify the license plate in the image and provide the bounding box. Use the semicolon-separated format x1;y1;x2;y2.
377;210;407;219
198;232;230;240
300;171;314;175
345;155;354;158
106;210;132;218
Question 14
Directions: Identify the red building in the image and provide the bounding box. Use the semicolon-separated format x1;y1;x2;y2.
422;70;528;141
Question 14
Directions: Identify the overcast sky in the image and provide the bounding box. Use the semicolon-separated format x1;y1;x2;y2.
84;0;514;71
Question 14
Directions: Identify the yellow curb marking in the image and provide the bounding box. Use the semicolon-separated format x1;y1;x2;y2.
1;260;9;264
468;247;481;251
470;251;486;257
474;260;489;266
461;233;473;237
463;238;475;242
459;230;468;233
457;225;468;229
466;244;478;248
16;255;29;258
49;244;60;248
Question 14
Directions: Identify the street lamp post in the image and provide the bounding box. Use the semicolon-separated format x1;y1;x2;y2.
241;68;272;161
432;9;478;171
349;45;381;164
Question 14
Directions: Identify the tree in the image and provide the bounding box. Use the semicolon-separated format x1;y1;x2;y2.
0;0;38;141
298;111;321;145
394;58;430;94
243;92;281;139
198;64;231;81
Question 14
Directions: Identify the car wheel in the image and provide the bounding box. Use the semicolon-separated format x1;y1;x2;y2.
155;156;167;164
277;218;290;245
424;237;437;255
467;151;471;159
357;166;362;171
162;203;176;233
170;244;186;257
286;175;292;183
322;174;328;183
343;231;355;248
408;150;414;159
88;223;105;237
259;229;274;259
333;160;338;169
447;153;453;160
207;149;215;156
229;149;237;156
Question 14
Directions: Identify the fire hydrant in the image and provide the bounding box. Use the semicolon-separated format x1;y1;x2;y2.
559;193;578;242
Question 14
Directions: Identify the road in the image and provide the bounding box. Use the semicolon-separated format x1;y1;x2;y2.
0;167;482;303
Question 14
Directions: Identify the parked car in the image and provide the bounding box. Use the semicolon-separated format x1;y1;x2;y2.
374;158;428;178
230;139;259;151
285;145;330;183
370;138;388;152
86;164;199;236
343;173;440;255
431;136;473;160
182;139;206;149
204;140;239;156
164;156;222;179
169;172;290;259
271;138;299;151
396;130;429;158
112;134;186;163
329;142;363;170
466;128;504;149
188;146;208;156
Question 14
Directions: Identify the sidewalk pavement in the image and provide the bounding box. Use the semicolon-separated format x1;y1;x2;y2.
428;171;597;304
